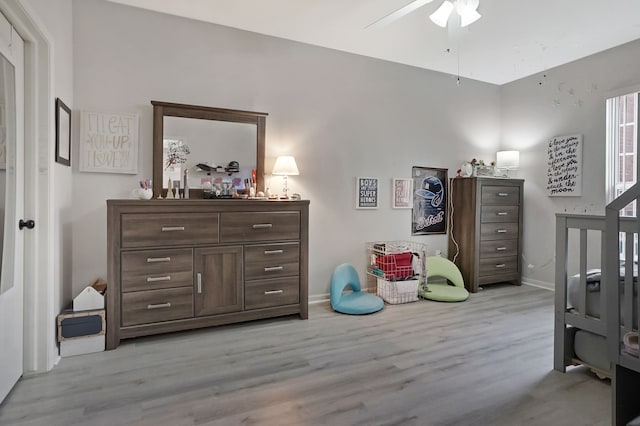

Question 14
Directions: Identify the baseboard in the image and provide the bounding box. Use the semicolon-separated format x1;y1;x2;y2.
522;277;554;291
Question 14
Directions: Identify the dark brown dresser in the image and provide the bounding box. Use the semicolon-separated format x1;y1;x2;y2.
106;199;309;349
448;177;523;293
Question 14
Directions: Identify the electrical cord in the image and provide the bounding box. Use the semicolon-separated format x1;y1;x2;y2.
449;179;460;263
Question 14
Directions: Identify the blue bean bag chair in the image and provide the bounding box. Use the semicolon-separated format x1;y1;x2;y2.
330;263;384;315
418;256;469;302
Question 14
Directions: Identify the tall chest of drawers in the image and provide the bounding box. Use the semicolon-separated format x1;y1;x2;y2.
106;199;309;350
448;178;523;293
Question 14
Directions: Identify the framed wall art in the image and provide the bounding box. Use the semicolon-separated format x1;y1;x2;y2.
392;178;412;209
411;166;448;235
546;133;582;196
55;98;71;166
356;177;379;209
79;110;139;174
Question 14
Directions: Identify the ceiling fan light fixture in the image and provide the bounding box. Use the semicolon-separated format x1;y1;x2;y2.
460;9;481;27
429;0;454;27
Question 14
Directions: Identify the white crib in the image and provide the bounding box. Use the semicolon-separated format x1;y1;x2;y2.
555;182;640;425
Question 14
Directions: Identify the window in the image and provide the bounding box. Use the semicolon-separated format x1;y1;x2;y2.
606;92;638;215
606;92;639;260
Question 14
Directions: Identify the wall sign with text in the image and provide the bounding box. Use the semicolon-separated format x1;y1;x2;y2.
79;111;139;174
356;177;379;209
546;134;582;197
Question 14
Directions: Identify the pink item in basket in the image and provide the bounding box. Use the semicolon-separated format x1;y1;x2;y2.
376;252;413;279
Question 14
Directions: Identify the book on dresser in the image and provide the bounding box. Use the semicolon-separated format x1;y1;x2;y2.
448;177;523;293
106;199;309;350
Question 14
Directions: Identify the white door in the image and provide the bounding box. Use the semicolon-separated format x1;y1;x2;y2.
0;13;25;404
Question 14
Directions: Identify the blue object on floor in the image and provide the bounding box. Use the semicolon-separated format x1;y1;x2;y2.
419;256;469;302
330;263;384;315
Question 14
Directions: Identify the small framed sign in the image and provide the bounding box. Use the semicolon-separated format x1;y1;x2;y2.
356;177;379;209
392;178;413;209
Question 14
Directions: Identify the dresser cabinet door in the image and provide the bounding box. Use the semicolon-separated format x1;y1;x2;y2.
194;246;243;316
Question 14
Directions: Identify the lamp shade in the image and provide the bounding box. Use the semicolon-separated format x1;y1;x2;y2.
272;156;299;176
496;151;520;169
429;1;454;27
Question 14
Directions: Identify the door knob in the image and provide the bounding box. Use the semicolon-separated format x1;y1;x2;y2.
19;219;35;230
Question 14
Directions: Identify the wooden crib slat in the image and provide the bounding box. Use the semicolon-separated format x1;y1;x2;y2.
624;231;634;335
578;228;588;317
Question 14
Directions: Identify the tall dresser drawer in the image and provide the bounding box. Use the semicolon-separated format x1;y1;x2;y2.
480;240;518;258
121;213;219;248
480;222;519;241
480;206;519;223
244;243;300;280
220;212;300;242
121;287;193;327
479;256;518;277
121;248;193;292
245;277;300;310
481;185;520;205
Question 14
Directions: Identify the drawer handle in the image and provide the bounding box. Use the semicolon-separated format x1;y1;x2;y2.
147;275;171;282
264;249;284;255
495;264;507;269
147;257;171;263
197;273;202;294
252;223;273;229
497;192;509;197
496;247;507;251
161;226;185;232
497;212;508;216
264;266;284;272
147;302;171;310
264;290;284;295
496;229;508;234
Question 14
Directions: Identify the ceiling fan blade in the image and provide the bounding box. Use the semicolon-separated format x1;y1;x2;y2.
366;0;434;29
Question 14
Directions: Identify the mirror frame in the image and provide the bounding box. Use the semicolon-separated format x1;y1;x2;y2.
152;100;267;198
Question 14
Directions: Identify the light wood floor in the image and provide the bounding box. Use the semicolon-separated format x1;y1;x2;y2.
0;284;610;426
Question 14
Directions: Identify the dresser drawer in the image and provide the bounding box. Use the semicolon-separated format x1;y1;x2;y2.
121;287;193;327
480;206;519;223
479;256;518;277
121;248;193;292
244;243;300;280
481;185;520;205
480;222;519;241
480;240;518;258
245;276;300;310
220;212;300;242
121;213;219;248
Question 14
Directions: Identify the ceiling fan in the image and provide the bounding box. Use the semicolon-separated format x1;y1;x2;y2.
367;0;481;29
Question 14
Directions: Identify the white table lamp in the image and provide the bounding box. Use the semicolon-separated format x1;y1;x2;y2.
272;156;299;198
496;150;519;177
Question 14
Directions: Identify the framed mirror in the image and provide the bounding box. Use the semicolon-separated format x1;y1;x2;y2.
152;101;267;199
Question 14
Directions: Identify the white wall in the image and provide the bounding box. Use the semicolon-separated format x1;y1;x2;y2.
71;0;501;298
501;38;640;288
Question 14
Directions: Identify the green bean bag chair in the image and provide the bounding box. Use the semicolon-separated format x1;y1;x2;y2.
418;256;469;302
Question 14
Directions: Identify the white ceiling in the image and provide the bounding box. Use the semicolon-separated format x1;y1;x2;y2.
106;0;640;85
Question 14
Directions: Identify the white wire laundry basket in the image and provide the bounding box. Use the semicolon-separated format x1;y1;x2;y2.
366;241;427;304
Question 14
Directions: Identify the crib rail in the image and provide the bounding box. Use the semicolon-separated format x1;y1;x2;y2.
554;214;639;373
605;184;640;374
